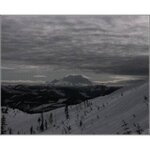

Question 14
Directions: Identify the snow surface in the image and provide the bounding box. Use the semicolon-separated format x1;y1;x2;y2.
2;82;149;134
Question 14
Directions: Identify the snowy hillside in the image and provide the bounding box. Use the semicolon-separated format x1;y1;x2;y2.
1;82;149;134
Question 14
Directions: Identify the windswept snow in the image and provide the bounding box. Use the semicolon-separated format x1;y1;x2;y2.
2;82;149;134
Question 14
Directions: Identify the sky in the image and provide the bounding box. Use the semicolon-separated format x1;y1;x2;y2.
1;15;149;86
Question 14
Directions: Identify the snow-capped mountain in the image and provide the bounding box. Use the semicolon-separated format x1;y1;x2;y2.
48;74;93;86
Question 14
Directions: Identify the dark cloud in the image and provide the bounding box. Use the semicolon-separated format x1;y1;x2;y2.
1;16;149;85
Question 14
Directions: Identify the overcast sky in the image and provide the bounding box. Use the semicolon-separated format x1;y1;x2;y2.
1;16;149;85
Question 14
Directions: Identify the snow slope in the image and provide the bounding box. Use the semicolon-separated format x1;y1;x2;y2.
2;82;149;134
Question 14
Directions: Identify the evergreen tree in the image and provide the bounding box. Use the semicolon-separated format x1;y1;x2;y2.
79;120;82;127
8;128;12;134
121;92;123;96
144;96;148;100
45;120;48;130
49;113;53;125
40;112;44;132
1;115;7;134
38;117;41;125
30;126;33;134
135;124;143;134
65;105;69;120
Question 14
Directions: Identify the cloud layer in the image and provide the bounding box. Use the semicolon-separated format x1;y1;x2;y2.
1;16;149;85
